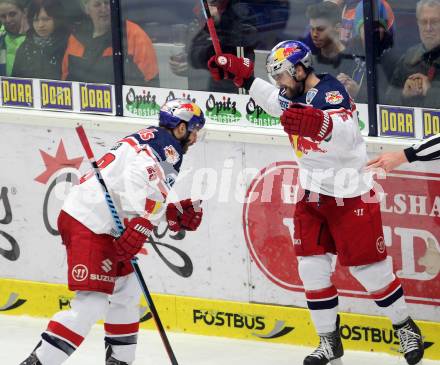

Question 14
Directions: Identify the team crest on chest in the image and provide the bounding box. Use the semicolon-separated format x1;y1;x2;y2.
164;145;180;164
306;88;318;104
325;91;344;105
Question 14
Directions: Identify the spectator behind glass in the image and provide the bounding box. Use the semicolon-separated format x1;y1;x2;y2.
303;0;394;53
188;0;257;93
330;0;394;43
306;1;352;77
12;0;69;80
336;0;396;102
62;0;158;86
385;0;440;108
0;0;29;75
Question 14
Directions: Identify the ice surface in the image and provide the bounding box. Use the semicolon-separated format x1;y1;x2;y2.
1;315;437;365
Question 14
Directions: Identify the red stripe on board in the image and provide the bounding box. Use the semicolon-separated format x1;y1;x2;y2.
47;321;84;347
370;277;401;300
305;286;338;300
104;322;140;335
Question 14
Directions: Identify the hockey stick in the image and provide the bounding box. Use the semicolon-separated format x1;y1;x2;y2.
200;0;249;95
75;125;179;365
200;0;222;55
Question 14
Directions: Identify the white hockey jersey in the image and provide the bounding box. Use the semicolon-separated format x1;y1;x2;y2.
63;127;183;236
250;74;373;198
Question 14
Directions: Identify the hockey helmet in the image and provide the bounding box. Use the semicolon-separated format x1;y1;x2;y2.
159;99;205;132
266;40;313;84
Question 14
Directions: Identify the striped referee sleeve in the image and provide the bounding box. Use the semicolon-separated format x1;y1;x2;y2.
404;133;440;162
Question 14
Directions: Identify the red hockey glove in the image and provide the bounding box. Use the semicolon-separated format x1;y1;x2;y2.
207;55;224;81
216;54;254;87
280;103;333;141
114;217;154;261
166;199;203;232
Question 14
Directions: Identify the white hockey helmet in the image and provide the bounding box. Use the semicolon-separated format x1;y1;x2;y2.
159;99;205;132
266;40;313;85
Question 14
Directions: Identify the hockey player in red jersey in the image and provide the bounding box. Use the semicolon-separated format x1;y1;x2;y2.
20;99;205;365
208;41;424;365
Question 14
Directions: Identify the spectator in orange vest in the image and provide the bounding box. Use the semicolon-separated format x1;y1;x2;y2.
62;0;159;86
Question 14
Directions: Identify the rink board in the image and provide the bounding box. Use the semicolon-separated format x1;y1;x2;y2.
1;278;439;361
0;115;439;322
0;109;439;360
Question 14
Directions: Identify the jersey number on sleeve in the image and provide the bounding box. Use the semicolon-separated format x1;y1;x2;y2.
80;153;116;183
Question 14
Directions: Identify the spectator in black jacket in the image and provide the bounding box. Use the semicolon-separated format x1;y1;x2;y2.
306;1;352;77
12;0;68;80
188;0;257;93
385;0;440;108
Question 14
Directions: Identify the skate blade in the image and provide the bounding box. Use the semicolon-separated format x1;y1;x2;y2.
330;358;343;365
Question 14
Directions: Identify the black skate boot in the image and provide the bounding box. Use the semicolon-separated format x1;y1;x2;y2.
106;356;129;365
394;317;424;365
105;343;129;365
303;315;344;365
19;352;41;365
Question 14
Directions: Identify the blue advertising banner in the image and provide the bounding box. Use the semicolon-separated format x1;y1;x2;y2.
1;77;33;107
423;109;440;138
379;106;415;137
79;83;113;113
40;80;73;110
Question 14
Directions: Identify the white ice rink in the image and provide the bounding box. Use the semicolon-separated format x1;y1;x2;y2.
2;315;438;365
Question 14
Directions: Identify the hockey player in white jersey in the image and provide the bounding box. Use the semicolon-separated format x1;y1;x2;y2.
20;99;205;365
208;41;424;365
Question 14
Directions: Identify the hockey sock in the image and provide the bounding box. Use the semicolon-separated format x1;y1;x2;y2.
36;321;84;365
350;261;409;324
371;277;409;324
306;285;339;334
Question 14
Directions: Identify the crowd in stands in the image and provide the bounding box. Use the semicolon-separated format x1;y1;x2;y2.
0;0;158;86
0;0;438;108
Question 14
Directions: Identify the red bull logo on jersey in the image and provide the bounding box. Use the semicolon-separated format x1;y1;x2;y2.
325;91;344;105
290;135;326;157
164;145;180;164
297;137;325;154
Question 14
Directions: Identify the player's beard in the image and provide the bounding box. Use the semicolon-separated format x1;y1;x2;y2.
180;132;192;154
182;142;190;154
286;80;305;99
171;128;190;154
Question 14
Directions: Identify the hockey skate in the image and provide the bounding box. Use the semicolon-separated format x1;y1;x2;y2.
394;317;424;365
303;315;344;365
19;352;41;365
106;356;129;365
